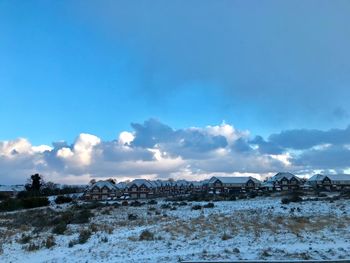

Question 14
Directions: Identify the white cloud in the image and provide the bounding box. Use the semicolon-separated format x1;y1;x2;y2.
0;120;301;184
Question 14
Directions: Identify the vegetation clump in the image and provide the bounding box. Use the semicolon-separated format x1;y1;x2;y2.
55;195;73;204
139;230;154;241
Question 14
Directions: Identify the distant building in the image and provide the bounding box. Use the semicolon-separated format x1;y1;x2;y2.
127;179;155;199
0;185;25;198
307;174;350;191
83;181;122;200
208;176;261;194
263;172;302;191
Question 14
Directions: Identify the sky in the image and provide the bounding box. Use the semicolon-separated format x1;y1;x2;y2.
1;0;350;184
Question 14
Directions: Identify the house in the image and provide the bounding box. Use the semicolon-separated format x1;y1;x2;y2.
0;185;25;198
173;180;190;195
265;172;302;191
307;174;350;191
84;181;121;200
208;176;261;194
127;179;155;199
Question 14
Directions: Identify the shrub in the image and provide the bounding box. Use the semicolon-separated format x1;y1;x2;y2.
68;240;76;248
203;202;214;208
148;200;157;205
0;198;22;211
0;192;10;200
121;201;128;206
139;230;154;241
281;198;290;205
71;209;93;224
128;214;138;220
179;201;187;206
19;234;31;244
281;193;303;204
25;242;40;251
113;202;121;208
191;205;202;210
52;222;67;235
161;203;171;209
229;195;237;201
318;192;328;198
45;235;56;249
21;197;49;209
55;195;72;204
78;229;92;244
130;201;142;207
148;207;156;211
221;232;232;241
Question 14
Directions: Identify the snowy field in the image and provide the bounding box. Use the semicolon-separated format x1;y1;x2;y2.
1;196;350;262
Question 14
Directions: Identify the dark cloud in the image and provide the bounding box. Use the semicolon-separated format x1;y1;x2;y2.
131;119;228;159
2;119;350;184
250;136;284;154
74;0;350;127
250;125;350;154
293;145;350;170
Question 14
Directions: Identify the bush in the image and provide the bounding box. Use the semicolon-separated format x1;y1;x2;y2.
0;198;22;211
19;234;31;244
148;200;157;205
45;235;56;248
121;201;128;206
139;230;154;241
21;197;49;209
68;240;76;248
71;209;93;224
55;195;72;204
78;229;92;244
25;242;40;251
52;222;67;235
128;214;138;220
221;232;232;240
179;201;188;206
281;198;290;205
0;192;10;200
203;202;214;208
191;205;202;210
130;201;142;207
281;194;302;204
161;203;171;209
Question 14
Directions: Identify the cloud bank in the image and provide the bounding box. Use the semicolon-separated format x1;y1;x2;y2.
1;119;350;184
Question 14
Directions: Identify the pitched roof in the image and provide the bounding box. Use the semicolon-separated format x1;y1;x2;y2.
308;174;350;182
128;179;153;188
209;176;260;185
115;182;128;189
0;185;25;192
325;174;350;181
174;180;189;186
308;174;325;182
268;172;301;182
88;180;118;191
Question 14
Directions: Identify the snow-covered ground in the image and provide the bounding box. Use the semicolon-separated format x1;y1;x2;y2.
1;196;350;262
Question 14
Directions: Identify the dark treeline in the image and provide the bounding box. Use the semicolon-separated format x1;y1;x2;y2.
0;173;83;212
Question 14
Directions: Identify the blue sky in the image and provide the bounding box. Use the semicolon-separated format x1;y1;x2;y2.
1;1;350;184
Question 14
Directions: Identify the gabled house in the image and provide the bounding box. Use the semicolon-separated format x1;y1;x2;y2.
208;176;261;194
0;185;25;198
265;172;301;191
307;174;350;191
84;180;121;200
127;179;155;199
173;180;190;195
